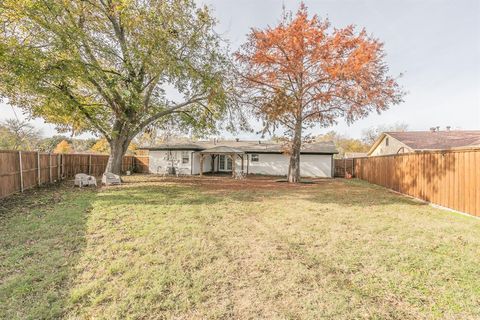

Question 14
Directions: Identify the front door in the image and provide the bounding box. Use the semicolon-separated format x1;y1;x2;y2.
218;155;232;171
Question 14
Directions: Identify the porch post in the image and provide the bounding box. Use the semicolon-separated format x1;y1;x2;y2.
241;154;244;172
199;154;204;176
211;155;215;173
231;153;236;178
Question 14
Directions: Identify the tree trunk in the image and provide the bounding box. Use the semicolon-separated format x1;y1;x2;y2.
105;134;131;175
287;120;302;183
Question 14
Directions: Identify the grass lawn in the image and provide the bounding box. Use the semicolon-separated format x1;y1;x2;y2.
1;175;479;319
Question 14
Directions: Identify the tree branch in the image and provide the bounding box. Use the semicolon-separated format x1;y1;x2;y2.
132;95;208;136
59;85;112;140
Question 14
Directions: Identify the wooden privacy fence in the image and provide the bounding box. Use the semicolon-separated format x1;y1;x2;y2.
354;149;480;217
0;151;150;199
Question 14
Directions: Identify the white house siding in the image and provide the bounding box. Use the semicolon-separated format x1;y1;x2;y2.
299;154;333;177
148;150;196;174
191;152;212;174
148;151;333;177
246;153;332;178
370;135;412;156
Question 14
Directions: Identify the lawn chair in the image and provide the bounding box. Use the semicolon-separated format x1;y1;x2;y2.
74;173;97;187
102;173;121;185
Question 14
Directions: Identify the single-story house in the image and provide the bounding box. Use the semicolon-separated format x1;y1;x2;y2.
139;140;338;177
368;129;480;156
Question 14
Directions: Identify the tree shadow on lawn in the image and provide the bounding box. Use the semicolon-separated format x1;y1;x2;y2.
0;183;96;319
95;184;225;207
169;176;423;206
105;175;428;212
300;179;429;207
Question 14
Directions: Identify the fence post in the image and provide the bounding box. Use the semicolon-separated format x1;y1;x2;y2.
18;151;24;192
49;153;52;183
352;159;354;176
37;151;41;186
88;154;92;175
60;154;64;179
59;154;62;179
57;154;60;181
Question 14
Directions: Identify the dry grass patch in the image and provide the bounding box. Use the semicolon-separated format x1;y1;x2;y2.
1;175;480;319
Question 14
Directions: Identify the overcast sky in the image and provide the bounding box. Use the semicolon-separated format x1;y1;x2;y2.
1;0;479;139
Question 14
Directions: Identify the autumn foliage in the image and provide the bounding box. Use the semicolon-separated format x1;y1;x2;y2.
236;3;403;182
53;140;73;154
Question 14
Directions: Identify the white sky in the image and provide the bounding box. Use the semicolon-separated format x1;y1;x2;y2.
1;0;479;139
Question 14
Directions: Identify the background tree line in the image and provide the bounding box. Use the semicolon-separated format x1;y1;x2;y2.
0;116;408;158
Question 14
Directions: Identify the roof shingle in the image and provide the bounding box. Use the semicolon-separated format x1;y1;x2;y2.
387;130;480;150
140;140;338;154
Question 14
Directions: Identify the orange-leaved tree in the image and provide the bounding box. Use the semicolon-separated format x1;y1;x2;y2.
54;140;73;154
235;3;404;182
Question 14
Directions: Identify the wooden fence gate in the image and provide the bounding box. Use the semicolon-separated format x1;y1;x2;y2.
334;158;355;178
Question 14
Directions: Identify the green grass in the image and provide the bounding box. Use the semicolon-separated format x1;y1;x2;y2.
1;176;479;319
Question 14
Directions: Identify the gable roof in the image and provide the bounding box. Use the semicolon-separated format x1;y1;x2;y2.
368;130;480;155
140;140;338;154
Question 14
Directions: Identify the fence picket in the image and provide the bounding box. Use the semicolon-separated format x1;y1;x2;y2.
353;149;480;217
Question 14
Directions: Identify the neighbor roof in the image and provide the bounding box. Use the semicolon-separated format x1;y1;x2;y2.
140;140;338;154
368;130;480;155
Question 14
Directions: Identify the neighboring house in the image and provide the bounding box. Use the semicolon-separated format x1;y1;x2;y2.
368;130;480;156
139;140;338;178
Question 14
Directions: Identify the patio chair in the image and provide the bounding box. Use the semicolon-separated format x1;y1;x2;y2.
74;173;89;187
102;173;121;185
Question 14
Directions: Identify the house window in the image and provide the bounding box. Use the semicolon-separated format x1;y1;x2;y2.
251;154;259;162
182;151;189;164
385;137;389;146
219;155;225;170
218;155;232;171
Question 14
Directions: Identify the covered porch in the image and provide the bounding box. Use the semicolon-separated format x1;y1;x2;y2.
198;146;246;178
